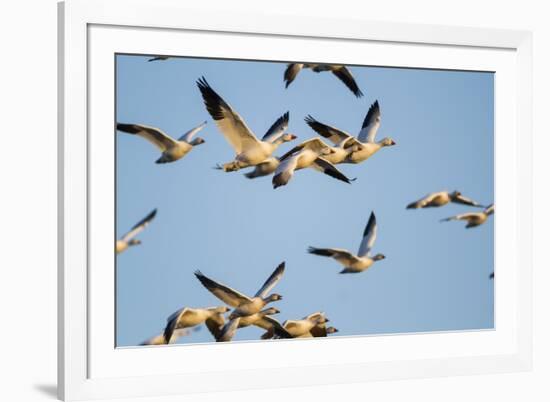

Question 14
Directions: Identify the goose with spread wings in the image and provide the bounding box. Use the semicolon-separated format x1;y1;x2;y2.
116;121;207;164
116;208;157;254
262;312;330;339
406;191;485;209
272;138;354;188
197;77;297;172
140;327;200;346
283;63;363;98
440;204;494;228
305;101;396;165
195;262;285;319
163;306;230;344
308;211;386;274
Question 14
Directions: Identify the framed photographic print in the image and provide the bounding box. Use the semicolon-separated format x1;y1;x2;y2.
58;0;533;400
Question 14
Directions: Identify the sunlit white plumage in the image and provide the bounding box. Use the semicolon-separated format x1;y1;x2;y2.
163;306;230;344
406;190;484;209
440;204;494;228
116;121;207;164
194;262;285;320
197;77;297;172
308;212;386;274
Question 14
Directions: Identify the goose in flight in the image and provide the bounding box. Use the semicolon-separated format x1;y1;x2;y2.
440;204;494;228
406;191;484;209
305;101;396;164
308;211;386;274
140;327;200;346
163;306;230;344
194;262;285;319
284;64;363;98
197;77;297;172
147;55;170;62
116;208;157;254
116;121;207;164
272;138;354;188
264;312;330;339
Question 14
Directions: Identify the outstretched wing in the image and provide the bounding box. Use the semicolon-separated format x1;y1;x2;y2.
262;112;289;143
205;314;226;340
357;100;381;143
196;77;259;153
179;121;207;142
331;66;363;97
194;270;252;307
304;115;353;146
254;262;285;298
311;157;353;184
120;208;157;242
279;138;331;162
357;212;377;257
452;193;483;207
283;63;304;88
163;307;187;343
308;247;359;265
117;123;177;151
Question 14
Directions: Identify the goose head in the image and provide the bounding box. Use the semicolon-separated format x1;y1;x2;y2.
450;190;462;198
190;137;206;146
372;253;386;261
212;306;231;314
261;307;280;316
282;133;297;142
128;239;141;246
326;327;339;334
380;137;396;147
264;293;283;303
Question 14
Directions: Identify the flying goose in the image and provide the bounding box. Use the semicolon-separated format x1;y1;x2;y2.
116;121;207;164
235;307;281;329
194;262;285;319
440;204;494;228
272;138;354;188
308;211;386;274
140;327;200;346
163;306;230;343
197;77;297;172
304;116;358;165
261;312;330;339
148;56;170;62
284;63;364;97
216;317;241;342
116;208;157;254
305;101;396;164
406;191;484;209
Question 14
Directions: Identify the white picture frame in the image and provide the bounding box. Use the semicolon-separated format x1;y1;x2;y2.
58;0;533;400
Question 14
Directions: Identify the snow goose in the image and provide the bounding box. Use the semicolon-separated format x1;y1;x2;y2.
284;63;364;97
406;191;484;209
308;211;386;274
197;77;297;172
440;204;494;228
116;208;157;254
261;312;330;339
163;306;230;344
305;101;396;164
148;56;170;62
194;262;285;319
272;138;354;188
116;121;207;164
140;327;200;346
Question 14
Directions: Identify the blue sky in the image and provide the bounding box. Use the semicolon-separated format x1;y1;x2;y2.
115;54;494;347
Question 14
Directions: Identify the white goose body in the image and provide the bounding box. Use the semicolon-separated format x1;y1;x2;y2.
272;138;353;188
304;101;395;166
194;262;285;319
163;306;230;343
116;122;207;164
407;191;484;209
197;77;297;172
309;211;386;274
441;204;494;228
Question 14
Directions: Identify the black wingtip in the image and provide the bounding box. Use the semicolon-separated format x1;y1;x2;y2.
363;212;376;237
